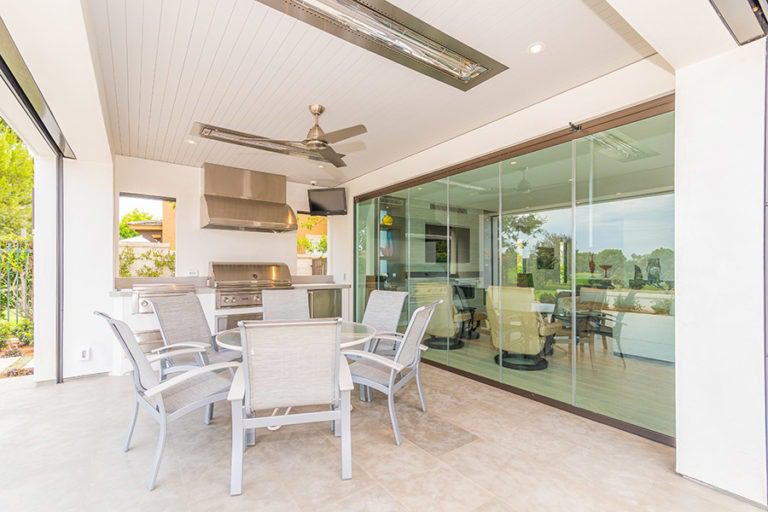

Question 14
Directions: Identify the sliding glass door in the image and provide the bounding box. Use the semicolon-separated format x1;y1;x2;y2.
354;109;675;438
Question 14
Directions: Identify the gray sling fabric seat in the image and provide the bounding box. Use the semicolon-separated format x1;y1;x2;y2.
361;290;408;356
95;311;237;490
344;301;439;446
261;288;310;320
228;318;353;495
150;293;240;377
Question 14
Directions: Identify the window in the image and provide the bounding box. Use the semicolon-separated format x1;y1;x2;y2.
118;194;176;277
296;213;328;276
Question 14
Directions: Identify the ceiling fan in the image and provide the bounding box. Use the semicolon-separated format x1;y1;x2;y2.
192;104;367;168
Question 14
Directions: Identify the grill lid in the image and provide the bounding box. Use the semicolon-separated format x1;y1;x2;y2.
209;261;292;289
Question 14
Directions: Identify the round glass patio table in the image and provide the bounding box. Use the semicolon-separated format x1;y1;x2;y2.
215;320;376;351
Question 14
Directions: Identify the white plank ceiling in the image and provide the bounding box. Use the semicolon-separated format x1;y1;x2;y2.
83;0;655;185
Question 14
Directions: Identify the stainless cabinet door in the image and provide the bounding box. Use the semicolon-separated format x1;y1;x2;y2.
308;288;342;318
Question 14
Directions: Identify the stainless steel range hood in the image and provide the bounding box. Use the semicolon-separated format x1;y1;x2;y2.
200;163;297;233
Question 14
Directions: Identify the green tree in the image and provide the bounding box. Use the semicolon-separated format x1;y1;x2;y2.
119;209;154;239
0;118;34;237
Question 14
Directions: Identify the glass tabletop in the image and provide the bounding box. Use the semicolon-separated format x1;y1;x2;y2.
215;320;376;351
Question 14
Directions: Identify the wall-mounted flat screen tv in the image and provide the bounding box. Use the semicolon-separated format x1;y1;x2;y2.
308;188;347;215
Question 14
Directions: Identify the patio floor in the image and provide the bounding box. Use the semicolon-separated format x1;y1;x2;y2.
0;366;757;511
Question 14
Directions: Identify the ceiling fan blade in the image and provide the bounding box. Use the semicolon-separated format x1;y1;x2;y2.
332;140;367;154
316;146;347;168
322;124;367;144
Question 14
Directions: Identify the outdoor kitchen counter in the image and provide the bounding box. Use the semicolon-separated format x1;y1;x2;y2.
291;283;351;290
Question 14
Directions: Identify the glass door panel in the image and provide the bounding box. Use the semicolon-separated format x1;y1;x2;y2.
406;180;452;365
498;146;574;404
440;165;501;377
573;112;675;436
354;198;377;321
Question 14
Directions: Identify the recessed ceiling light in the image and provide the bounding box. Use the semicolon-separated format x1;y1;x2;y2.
527;42;546;55
185;139;196;145
318;164;324;169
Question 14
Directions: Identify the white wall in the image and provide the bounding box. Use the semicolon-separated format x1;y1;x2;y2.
674;40;768;506
0;0;117;380
330;55;676;284
114;155;311;276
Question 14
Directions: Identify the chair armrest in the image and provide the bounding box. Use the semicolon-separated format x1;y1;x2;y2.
146;347;207;363
342;350;404;372
338;357;354;392
227;366;245;401
150;342;208;354
375;332;403;340
144;361;240;398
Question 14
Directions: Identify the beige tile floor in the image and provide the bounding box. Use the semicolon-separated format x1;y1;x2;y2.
0;367;758;512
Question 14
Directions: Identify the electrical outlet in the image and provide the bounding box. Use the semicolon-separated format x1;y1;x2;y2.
187;270;199;277
79;347;91;361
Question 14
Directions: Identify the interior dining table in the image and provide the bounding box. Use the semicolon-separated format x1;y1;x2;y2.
215;320;377;351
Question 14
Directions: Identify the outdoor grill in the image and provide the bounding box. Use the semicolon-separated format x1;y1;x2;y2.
208;261;293;310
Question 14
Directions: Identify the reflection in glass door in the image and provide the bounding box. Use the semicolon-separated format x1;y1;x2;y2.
573;113;675;435
353;108;675;438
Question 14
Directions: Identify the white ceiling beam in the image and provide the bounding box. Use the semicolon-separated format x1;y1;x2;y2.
606;0;737;69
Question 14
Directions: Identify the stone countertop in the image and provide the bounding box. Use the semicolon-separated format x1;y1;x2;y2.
291;282;351;290
109;287;214;297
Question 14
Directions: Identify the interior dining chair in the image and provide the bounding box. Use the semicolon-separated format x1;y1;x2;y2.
361;289;408;355
343;301;439;446
150;293;241;380
228;318;353;495
94;311;237;490
261;288;310;320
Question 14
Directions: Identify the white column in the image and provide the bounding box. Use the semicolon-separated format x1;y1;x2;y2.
675;39;768;506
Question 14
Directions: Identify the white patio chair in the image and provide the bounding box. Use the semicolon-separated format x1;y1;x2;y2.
94;311;237;490
228;318;353;496
150;293;241;379
261;288;310;320
343;301;439;446
361;290;408;356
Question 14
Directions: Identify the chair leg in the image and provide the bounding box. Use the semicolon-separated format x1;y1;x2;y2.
340;390;352;480
147;416;167;490
358;384;367;402
124;397;139;452
204;403;214;425
387;392;401;446
416;368;427;413
230;401;244;496
332;404;340;436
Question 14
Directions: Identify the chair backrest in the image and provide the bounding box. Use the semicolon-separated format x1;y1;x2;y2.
485;286;543;355
410;281;458;338
394;301;439;368
239;318;341;413
150;293;212;348
361;290;408;333
553;290;573;318
261;288;310;321
579;287;607;312
94;311;159;392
